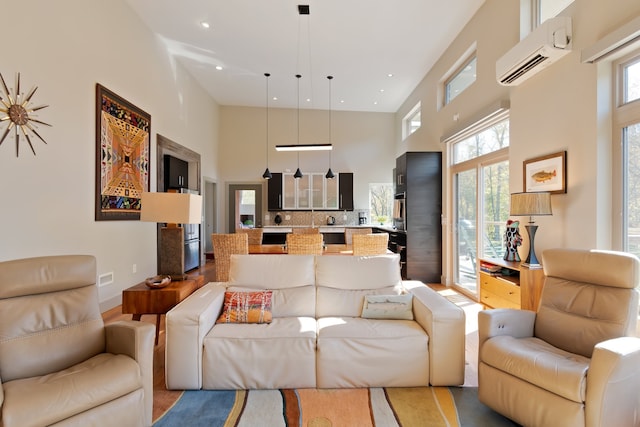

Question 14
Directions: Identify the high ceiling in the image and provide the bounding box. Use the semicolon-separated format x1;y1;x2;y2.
125;0;485;113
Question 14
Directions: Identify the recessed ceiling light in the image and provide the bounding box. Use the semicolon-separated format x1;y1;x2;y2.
272;96;278;101
373;101;378;105
379;89;385;93
200;21;210;29
340;100;345;103
306;98;311;102
215;65;223;71
387;73;394;77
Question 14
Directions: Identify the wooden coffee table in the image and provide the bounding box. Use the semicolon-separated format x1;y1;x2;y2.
122;274;205;344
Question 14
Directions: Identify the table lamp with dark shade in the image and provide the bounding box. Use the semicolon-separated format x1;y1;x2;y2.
140;192;202;280
510;191;552;269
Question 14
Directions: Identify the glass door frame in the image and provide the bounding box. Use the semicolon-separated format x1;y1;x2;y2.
449;148;509;300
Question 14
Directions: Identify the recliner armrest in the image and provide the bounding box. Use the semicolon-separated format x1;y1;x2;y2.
105;320;155;426
404;281;466;386
586;336;640;427
165;283;226;390
478;308;535;349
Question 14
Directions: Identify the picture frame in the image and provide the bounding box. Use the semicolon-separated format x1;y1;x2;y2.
523;151;566;194
95;84;151;221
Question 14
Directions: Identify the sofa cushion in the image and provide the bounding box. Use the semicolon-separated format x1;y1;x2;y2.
203;317;317;389
216;291;272;324
316;317;429;387
361;293;413;320
228;254;316;289
315;255;403;317
2;353;142;427
481;335;589;402
315;254;402;290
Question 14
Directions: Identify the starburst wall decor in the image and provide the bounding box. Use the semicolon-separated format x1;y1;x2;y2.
0;72;51;156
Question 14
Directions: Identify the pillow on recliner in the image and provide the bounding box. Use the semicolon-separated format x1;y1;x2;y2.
216;290;273;324
361;293;413;320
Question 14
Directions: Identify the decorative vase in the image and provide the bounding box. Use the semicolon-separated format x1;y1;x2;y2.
503;220;522;262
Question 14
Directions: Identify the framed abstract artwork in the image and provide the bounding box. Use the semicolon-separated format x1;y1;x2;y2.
95;84;151;221
523;151;567;194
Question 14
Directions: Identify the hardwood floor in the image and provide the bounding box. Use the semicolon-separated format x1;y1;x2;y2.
102;260;482;421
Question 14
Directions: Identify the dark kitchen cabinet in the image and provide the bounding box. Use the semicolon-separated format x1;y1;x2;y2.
267;173;283;211
397;152;442;283
338;173;354;211
164;155;189;190
268;172;352;211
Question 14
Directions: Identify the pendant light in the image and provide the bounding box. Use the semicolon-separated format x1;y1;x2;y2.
325;75;335;179
293;74;303;179
262;73;272;179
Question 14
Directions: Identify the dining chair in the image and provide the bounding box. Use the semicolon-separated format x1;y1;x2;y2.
292;227;320;234
344;227;372;244
212;233;249;281
286;233;324;255
237;228;264;245
352;233;389;255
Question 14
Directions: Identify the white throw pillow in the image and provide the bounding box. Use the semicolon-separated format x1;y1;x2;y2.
361;293;414;320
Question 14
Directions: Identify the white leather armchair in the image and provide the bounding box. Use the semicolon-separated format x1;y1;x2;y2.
478;248;640;427
0;255;155;427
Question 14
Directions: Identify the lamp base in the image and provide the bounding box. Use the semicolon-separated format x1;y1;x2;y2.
522;223;543;269
159;227;186;281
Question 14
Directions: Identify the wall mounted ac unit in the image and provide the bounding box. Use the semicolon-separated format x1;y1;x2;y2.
496;16;572;86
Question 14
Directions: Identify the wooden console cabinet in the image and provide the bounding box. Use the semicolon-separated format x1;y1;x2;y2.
479;258;545;311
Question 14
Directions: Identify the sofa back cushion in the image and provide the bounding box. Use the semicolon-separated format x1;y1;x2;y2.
315;255;403;317
228;254;317;317
0;255;105;382
537;249;640;358
229;254;316;289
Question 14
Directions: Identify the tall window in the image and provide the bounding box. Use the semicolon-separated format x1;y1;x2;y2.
369;183;393;226
615;52;640;257
402;102;421;140
450;118;510;297
445;55;477;105
537;0;574;25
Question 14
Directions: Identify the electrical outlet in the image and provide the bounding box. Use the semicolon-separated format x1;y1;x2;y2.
285;215;291;220
132;264;137;274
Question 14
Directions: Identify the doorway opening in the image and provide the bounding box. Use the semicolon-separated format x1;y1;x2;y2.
228;184;263;233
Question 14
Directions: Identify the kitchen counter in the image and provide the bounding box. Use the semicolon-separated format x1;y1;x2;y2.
260;225;402;245
262;225;384;233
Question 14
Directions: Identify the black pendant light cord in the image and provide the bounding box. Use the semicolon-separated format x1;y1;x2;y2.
262;73;272;179
326;75;335;179
294;74;303;179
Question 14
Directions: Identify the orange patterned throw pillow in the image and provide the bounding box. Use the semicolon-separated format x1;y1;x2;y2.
217;291;273;324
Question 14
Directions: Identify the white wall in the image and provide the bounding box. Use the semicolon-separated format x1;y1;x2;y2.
394;0;640;283
218;106;395;231
0;0;219;309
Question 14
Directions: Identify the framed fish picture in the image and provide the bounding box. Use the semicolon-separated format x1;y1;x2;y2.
523;151;566;194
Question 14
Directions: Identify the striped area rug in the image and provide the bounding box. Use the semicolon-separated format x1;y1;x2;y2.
153;387;517;427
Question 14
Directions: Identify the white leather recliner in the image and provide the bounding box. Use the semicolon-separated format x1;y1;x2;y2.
0;255;155;427
478;248;640;427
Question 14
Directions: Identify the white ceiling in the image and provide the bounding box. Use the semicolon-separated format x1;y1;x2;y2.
125;0;485;113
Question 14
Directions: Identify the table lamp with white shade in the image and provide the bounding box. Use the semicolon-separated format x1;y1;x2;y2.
140;192;202;280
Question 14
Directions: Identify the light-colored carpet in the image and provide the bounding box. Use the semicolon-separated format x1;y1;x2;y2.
153;387;518;427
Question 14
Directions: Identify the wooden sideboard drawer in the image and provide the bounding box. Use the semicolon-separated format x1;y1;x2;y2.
480;288;521;309
479;272;521;308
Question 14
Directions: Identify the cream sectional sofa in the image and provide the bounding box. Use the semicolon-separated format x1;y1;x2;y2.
165;254;465;390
